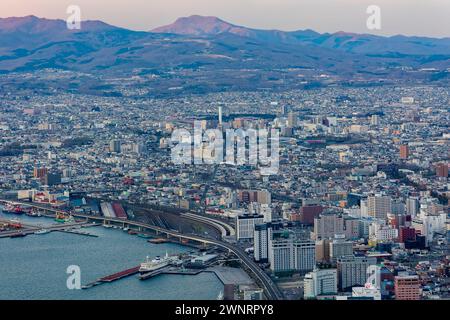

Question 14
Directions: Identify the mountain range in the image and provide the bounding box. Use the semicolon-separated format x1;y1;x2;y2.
0;15;449;93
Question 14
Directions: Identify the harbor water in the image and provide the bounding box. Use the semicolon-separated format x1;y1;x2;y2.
0;211;223;300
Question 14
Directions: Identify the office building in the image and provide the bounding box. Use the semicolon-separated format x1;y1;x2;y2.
304;269;338;299
109;139;121;153
312;212;344;240
329;238;354;263
406;197;420;216
287;112;298;128
337;256;377;290
367;195;392;220
254;223;271;263
236;213;264;240
41;172;62;186
293;240;316;273
394;275;421;300
33;166;48;179
435;163;448;177
269;232;315;273
400;144;409;160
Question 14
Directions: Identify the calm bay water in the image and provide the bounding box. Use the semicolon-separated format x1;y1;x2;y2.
0;211;223;300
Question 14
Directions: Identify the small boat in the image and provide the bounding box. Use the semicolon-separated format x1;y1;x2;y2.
55;212;74;223
137;233;151;239
34;229;50;235
148;238;168;244
3;204;25;215
26;209;42;217
10;232;26;238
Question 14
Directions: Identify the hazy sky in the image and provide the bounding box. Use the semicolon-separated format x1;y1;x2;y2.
1;0;449;37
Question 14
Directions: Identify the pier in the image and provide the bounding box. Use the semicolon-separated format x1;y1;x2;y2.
55;229;99;237
0;218;99;238
82;266;140;289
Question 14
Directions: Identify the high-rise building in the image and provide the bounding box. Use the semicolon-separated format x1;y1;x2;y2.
254;223;271;263
268;232;315;273
132;143;145;154
367;195;392;220
344;217;360;240
315;239;331;263
399;226;416;243
394;275;421;300
337;255;377;290
299;205;323;225
33;166;48;179
329;239;354;263
399;144;409;160
287;112;298;128
435;163;448;177
293;240;316;273
236;213;264;240
304;269;338;299
256;190;271;205
269;237;293;272
370;115;380;126
218;106;223;127
312;212;344;240
41;172;62;186
110;139;121;153
406;197;420;216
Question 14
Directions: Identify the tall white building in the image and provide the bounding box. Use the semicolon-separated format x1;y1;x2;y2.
360;199;369;217
293;240;316;273
287;112;298;128
367;195;392;220
261;204;273;223
369;222;398;242
236;214;264;240
218;106;223;127
406;197;420;216
269;235;315;273
370;114;380;126
337;256;377;290
269;237;293;272
254;223;271;263
304;269;338;299
329;239;354;263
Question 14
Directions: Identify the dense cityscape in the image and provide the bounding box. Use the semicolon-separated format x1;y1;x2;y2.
1;74;448;300
0;0;449;307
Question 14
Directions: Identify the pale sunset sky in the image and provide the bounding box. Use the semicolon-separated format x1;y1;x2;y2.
1;0;449;37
